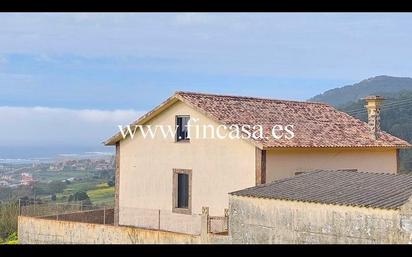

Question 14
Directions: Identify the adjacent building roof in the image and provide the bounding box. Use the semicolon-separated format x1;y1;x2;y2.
230;170;412;209
104;91;411;149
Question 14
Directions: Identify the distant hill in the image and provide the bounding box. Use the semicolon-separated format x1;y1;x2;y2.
310;75;412;106
309;75;412;172
337;91;412;171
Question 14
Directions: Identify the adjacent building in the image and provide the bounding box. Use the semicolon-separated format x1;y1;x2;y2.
229;170;412;244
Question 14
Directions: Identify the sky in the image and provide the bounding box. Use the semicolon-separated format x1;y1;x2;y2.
1;13;412;160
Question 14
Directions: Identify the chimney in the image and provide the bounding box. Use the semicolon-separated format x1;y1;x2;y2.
364;96;385;140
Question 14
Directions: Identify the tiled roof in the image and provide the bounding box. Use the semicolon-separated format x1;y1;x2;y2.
175;91;410;148
230;170;412;209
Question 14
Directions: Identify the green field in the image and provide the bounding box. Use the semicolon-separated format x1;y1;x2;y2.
32;170;91;182
0;169;115;244
33;169;115;206
87;183;115;205
42;179;115;206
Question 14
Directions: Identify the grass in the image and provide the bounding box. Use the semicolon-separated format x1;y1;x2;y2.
64;180;103;194
39;180;115;206
37;178;115;206
0;205;18;244
87;183;115;205
4;239;18;244
1;232;18;244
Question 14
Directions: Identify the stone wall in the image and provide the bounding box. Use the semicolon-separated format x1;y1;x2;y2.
20;197;412;244
229;195;412;244
18;216;201;244
18;215;230;244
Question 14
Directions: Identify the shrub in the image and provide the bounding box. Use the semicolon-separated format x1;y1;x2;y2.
68;191;92;208
5;232;18;244
0;202;19;241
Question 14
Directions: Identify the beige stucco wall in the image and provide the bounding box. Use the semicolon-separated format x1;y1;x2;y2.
119;100;256;223
229;195;412;244
266;147;398;182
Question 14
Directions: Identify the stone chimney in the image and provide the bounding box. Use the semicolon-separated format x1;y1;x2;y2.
364;96;385;140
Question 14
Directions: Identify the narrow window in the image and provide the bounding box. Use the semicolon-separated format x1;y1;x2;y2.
173;169;192;214
176;116;190;142
177;173;189;208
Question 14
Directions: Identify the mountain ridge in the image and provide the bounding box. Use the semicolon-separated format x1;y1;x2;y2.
309;75;412;107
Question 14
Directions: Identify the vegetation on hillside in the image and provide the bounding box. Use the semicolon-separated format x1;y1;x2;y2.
0;202;19;244
338;91;412;171
0;168;115;243
310;75;412;106
87;183;115;205
308;75;412;172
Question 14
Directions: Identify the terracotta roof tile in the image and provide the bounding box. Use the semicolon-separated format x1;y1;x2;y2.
176;91;411;148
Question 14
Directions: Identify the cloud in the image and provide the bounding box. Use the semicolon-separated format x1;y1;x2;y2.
1;13;412;80
0;106;144;147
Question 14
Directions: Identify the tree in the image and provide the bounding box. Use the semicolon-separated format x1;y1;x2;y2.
68;191;92;208
48;181;66;194
72;191;89;201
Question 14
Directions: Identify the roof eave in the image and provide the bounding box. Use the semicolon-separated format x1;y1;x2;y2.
103;93;181;146
262;144;411;150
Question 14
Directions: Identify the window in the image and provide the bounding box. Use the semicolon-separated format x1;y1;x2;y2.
176;116;190;142
173;169;192;214
177;173;189;208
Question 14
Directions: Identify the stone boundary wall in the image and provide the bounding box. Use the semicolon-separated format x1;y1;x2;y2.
229;195;412;244
21;196;412;244
18;216;231;244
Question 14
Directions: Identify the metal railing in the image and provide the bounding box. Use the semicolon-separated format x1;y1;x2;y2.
208;216;228;234
119;206;202;235
19;200;114;225
207;208;229;235
18;201;229;235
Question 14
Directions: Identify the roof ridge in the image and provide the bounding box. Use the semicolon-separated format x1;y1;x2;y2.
242;170;412;191
230;170;325;194
231;169;412;209
175;91;331;106
338;169;412;177
313;169;412;178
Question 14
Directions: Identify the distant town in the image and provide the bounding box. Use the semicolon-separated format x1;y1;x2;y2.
0;157;115;189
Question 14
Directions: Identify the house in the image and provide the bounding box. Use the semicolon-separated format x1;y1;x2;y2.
21;172;35;186
104;92;410;231
229;169;412;244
